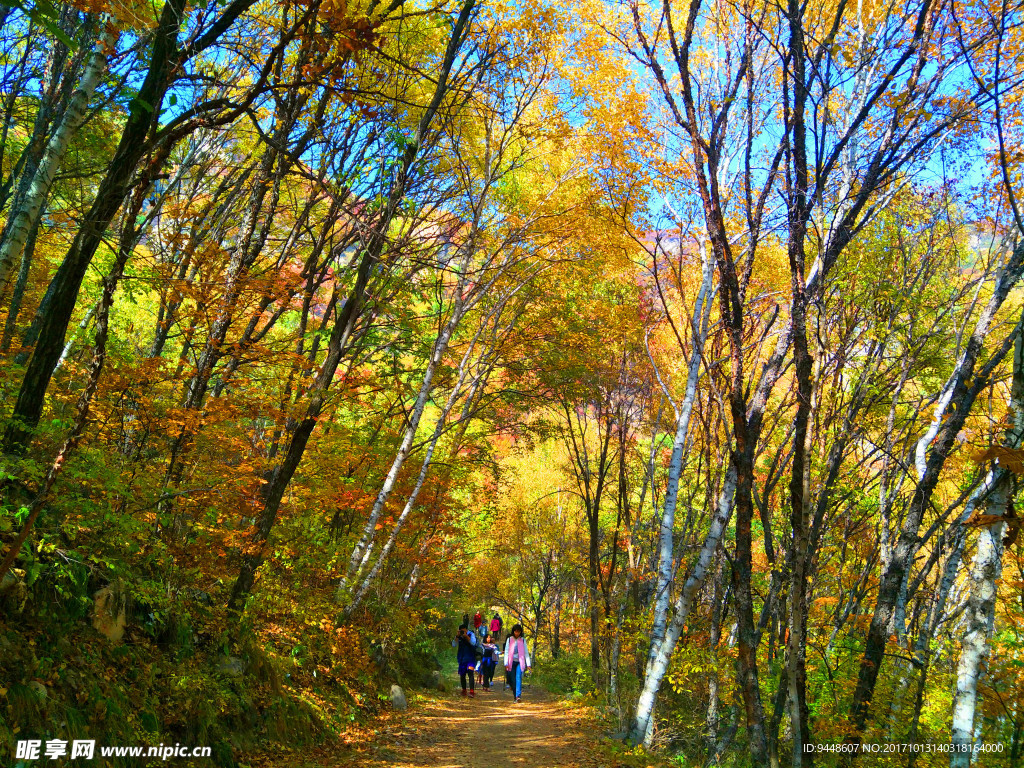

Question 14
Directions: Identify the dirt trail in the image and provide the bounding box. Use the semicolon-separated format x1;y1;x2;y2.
346;681;603;768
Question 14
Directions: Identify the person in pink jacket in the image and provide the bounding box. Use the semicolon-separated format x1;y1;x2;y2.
503;624;531;703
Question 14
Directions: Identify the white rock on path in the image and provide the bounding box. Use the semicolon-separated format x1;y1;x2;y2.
390;684;408;711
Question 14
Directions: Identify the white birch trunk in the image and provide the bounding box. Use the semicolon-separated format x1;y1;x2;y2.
335;311;459;601
336;233;538;604
401;563;420;604
345;337;489;613
609;398;666;725
950;500;1006;766
335;249;481;603
0;17;117;290
922;470;999;655
914;251;1020;481
630;461;737;746
55;297;100;369
648;245;714;670
950;314;1024;765
893;472;991;748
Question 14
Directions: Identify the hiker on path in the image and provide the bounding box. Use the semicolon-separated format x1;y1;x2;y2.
490;612;502;641
504;624;531;703
474;630;485;685
473;610;483;635
480;633;499;690
453;624;477;698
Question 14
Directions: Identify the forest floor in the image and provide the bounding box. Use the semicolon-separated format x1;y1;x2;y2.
296;667;684;768
240;669;678;768
337;682;613;768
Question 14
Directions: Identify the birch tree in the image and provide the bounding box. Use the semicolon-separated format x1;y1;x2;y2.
948;8;1024;757
630;238;714;745
0;16;118;291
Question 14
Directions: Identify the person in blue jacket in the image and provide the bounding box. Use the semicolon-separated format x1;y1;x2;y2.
452;624;477;697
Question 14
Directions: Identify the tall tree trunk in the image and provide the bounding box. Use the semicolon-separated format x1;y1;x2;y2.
337;298;465;601
1;219;41;351
950;497;1007;766
0;10;74;253
627;244;712;744
552;590;562;659
783;0;815;755
648;246;713;669
589;500;602;685
610;398;666;724
401;563;420;605
630;462;737;745
0;176;144;582
733;475;770;766
706;559;727;758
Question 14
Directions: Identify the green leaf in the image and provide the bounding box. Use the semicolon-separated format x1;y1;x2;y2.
131;96;155;114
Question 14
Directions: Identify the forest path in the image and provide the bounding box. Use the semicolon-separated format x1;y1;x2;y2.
345;678;603;768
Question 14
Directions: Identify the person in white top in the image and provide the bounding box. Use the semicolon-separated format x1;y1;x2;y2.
503;624;531;702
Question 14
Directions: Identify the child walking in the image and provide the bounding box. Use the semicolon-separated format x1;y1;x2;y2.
480;633;498;690
452;624;477;697
503;624;531;703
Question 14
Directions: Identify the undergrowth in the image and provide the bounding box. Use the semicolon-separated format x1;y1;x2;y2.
0;542;447;768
